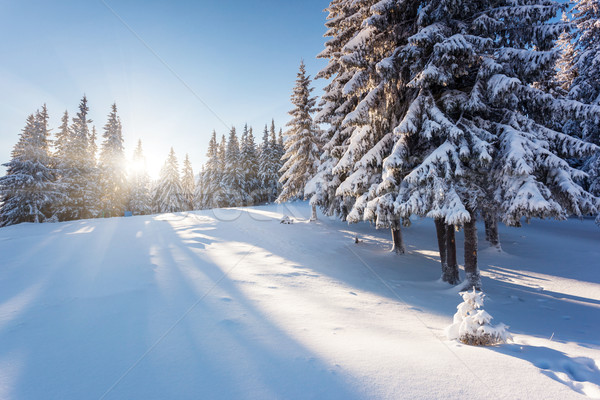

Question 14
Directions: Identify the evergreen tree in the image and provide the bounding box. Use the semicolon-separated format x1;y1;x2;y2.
556;0;600;199
99;103;127;217
194;165;207;210
371;0;598;288
153;148;184;213
277;61;322;220
0;106;60;226
199;131;221;209
223;127;244;206
258;125;278;203
240;124;259;205
216;134;228;207
305;0;374;221
181;153;195;211
128;139;151;215
270;120;285;197
54;96;99;220
54;110;70;168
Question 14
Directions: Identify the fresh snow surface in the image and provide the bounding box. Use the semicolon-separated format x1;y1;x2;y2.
0;201;599;400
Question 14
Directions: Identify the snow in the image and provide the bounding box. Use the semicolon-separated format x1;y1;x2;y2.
0;201;599;399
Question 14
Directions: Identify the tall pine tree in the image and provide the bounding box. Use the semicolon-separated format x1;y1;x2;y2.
277;61;322;220
128;139;151;215
153;148;184;213
181;153;195;211
0;106;60;226
99;103;127;217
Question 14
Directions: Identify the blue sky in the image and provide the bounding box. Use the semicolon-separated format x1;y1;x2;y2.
0;0;330;177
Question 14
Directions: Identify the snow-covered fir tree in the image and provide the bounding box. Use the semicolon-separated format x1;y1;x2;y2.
53;96;100;221
153;148;185;213
555;0;600;199
181;153;195;211
311;0;599;288
198;131;221;209
128;139;151;215
0;106;60;226
305;0;375;221
223;127;244;207
194;165;207;210
277;61;321;220
332;0;415;254
270;121;285;197
258;125;279;203
216;134;227;206
240;124;259;205
99;103;127;217
446;288;512;346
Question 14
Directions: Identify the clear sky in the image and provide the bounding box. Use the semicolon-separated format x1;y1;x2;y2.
0;0;330;178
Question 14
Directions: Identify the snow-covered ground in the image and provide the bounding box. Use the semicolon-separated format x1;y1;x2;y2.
0;201;599;399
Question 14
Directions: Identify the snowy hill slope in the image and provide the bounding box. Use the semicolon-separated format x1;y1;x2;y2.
0;202;599;399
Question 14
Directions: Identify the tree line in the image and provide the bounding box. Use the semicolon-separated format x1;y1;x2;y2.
0;96;287;225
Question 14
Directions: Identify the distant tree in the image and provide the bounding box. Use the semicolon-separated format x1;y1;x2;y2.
53;96;99;220
153;148;184;213
194;165;207;210
128;139;151;215
240;124;259;205
258;125;278;203
181;153;195;211
223;127;244;206
198;131;221;209
277;61;321;221
0;106;60;226
99;103;127;217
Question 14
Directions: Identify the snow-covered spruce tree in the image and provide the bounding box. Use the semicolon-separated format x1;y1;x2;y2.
223;127;244;207
194;165;207;210
305;0;373;221
198;131;220;209
555;0;600;201
325;0;422;254
240;124;259;205
216;134;228;207
181;153;195;211
53;96;100;221
99;103;127;217
258;125;279;203
128;139;151;215
446;288;512;346
153;148;185;213
0;107;60;226
367;0;600;288
277;61;321;221
270;120;285;198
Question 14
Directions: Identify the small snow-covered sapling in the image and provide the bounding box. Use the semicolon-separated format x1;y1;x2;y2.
446;288;512;346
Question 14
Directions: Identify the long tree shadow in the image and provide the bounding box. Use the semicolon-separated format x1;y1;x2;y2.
110;216;359;400
0;216;158;399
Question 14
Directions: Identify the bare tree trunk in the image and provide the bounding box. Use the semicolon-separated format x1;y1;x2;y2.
443;224;460;284
434;218;447;271
391;223;405;254
464;212;482;290
310;204;317;221
484;213;500;249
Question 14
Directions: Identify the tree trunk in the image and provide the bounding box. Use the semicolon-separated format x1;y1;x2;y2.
310;204;317;221
464;212;482;290
391;224;405;254
484;213;500;249
443;224;460;285
434;218;447;271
